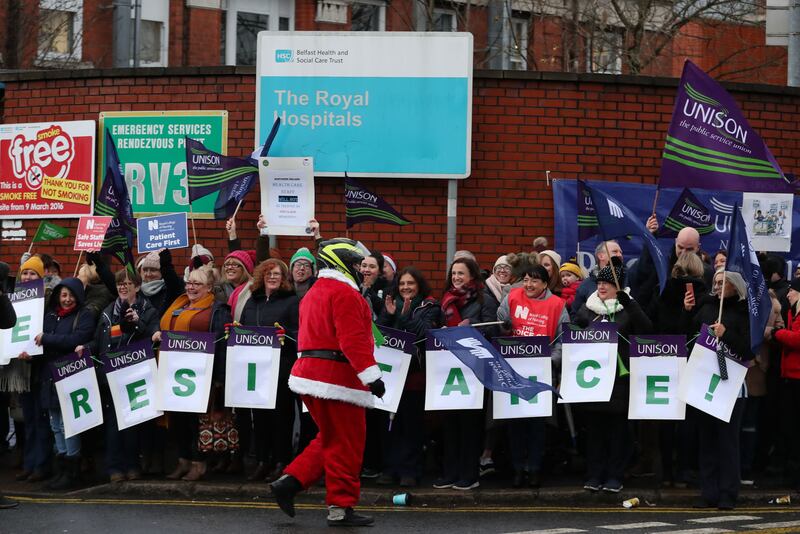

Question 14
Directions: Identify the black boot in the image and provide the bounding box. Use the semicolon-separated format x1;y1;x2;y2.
49;456;80;491
327;506;374;527
46;455;66;490
270;474;302;518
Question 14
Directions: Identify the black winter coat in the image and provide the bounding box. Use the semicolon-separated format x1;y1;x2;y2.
682;294;754;362
378;296;443;373
646;276;707;335
238;288;299;377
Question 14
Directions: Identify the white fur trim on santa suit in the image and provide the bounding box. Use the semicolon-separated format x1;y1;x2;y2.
357;365;381;386
289;375;375;408
317;268;359;291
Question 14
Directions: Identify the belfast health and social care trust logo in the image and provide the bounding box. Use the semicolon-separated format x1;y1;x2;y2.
275;49;294;63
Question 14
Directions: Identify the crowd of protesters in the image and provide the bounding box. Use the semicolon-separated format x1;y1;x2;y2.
1;214;799;512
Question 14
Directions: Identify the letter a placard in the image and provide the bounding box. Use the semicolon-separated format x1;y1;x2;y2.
678;324;747;422
104;340;162;430
51;351;103;439
424;332;483;411
491;336;553;419
156;331;215;413
558;322;618;404
225;326;281;409
628;335;686;420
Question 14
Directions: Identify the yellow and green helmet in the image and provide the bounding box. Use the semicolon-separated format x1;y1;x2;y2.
317;238;367;286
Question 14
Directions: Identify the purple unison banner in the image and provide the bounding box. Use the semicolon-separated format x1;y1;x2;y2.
660;60;793;193
630;335;687;358
344;176;411;229
185;137;257;203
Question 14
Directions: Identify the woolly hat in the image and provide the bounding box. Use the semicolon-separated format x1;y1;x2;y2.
290;247;316;270
383;254;397;274
596;256;625;286
136;251;160;271
790;277;800;293
559;258;584;280
225;250;255;274
539;250;562;268
20;256;44;278
494;255;511;270
191;244;214;262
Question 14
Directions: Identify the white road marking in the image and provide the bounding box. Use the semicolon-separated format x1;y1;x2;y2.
741;520;800;529
502;529;587;534
687;515;762;524
656;529;732;534
599;522;675;530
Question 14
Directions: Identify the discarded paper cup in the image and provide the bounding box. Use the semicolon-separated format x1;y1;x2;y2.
622;497;640;509
393;493;412;506
769;495;791;505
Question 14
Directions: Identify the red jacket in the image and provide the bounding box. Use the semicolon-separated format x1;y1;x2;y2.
288;269;381;407
775;307;800;380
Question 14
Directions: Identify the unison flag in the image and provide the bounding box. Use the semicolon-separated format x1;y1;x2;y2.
344;176;411;229
429;326;556;401
656;188;715;238
660;60;794;193
577;179;599;241
582;180;669;293
96;129;136;272
185;137;257;203
726;203;771;354
32;221;69;243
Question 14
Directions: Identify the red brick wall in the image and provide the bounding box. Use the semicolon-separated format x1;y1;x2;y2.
1;68;799;294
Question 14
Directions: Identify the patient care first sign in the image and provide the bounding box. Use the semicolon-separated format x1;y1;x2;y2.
0;120;95;218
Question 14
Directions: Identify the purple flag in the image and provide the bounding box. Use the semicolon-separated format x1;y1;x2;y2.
185;137;257;205
344;176;411;229
577;179;599;241
660;60;794;193
656;188;714;238
97;129;136;273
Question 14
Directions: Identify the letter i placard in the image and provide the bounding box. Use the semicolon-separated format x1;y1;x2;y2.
424;332;484;411
492;337;553;419
628;335;687;420
0;280;45;364
155;331;216;413
224;326;281;409
104;340;162;430
677;324;747;422
558;322;618;404
51;351;103;439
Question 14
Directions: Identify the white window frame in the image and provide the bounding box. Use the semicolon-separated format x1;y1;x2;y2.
225;0;296;65
132;0;169;67
432;8;457;32
508;17;528;70
588;30;622;74
350;0;386;31
38;0;83;63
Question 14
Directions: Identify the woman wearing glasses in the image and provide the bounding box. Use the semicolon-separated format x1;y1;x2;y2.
219;251;255;301
229;259;300;482
154;265;232;482
75;269;160;483
289;248;317;299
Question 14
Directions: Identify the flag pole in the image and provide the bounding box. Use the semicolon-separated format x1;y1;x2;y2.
188;203;198;248
716;269;727;324
231;198;245;221
602;240;621;291
73;251;84;277
26;240;34;255
651;188;660;216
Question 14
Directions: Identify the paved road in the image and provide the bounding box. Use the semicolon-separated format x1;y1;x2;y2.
2;497;800;533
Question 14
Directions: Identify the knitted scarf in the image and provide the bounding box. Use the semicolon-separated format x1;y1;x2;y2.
160;293;215;331
441;281;479;327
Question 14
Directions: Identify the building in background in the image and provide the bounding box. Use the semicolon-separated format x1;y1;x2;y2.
0;0;789;84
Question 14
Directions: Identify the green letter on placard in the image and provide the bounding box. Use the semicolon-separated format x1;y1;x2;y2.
126;379;149;410
247;363;257;391
173;369;196;397
646;375;670;405
576;360;601;389
11;315;31;343
441;368;470;396
70;388;92;418
511;376;538;405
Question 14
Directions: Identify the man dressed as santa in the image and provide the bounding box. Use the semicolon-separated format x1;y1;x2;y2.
270;238;385;527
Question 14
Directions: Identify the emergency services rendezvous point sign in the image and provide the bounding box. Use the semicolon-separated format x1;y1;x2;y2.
256;32;472;179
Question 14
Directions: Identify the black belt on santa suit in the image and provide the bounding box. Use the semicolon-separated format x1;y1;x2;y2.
300;350;348;363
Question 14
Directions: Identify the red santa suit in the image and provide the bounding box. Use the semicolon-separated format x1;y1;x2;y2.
284;268;381;508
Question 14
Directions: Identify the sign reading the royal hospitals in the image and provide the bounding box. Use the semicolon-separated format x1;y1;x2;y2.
256;32;472;179
0;120;95;218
